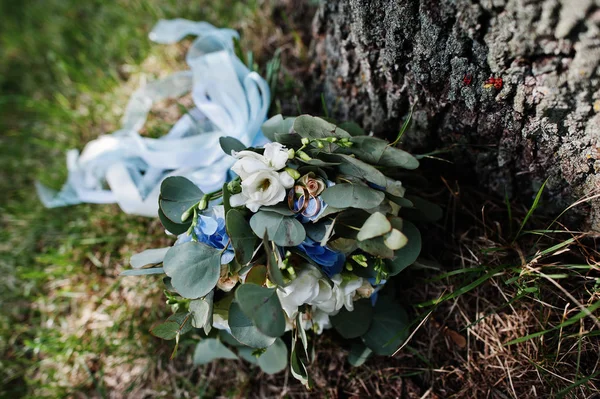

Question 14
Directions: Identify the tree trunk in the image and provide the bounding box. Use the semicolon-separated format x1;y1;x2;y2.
311;0;600;229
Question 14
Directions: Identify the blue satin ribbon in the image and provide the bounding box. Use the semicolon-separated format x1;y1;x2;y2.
36;19;270;216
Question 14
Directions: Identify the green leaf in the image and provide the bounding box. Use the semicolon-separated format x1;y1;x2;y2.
348;342;372;367
357;212;392;241
386;220;421;275
293;115;351;152
228;302;276;348
235;284;286;338
159;177;203;224
226;209;258;265
337;121;365;136
219;136;246;155
264;238;286;286
257;338;288;374
290;338;312;388
260;203;295;216
362;296;409;356
249;211;306;247
358;236;394;258
330;299;374;339
160;176;203;202
327;153;387;186
262;114;295;142
120;267;165;276
130;247;169;269
321;184;385;210
245;264;267;286
237;347;259;364
378;146;419;170
162;242;222;299
158;208;191;235
189;292;213;334
150;321;179;340
166;312;193;336
402;195;443;222
222;182;232;215
193;339;238;365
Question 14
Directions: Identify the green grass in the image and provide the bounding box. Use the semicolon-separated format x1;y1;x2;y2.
0;1;265;397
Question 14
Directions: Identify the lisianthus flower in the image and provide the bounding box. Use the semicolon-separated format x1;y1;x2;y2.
229;169;294;212
231;142;289;179
276;266;364;322
176;205;234;264
297;237;345;277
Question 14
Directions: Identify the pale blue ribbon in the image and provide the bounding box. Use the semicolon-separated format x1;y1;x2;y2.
36;19;270;216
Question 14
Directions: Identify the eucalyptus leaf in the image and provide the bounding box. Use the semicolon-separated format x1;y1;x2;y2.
358;236;394;258
293;115;351;152
245;264;267;286
386;220;421;275
120;267;165;276
235;284;286;338
166;312;193;336
130;247;169;269
228;302;276;348
362;297;409;356
189;292;213;334
264;238;286;286
348;342;372;367
330;299;373;339
337;121;365;136
402;195;443;222
383;228;408;250
162;242;222;299
193;339;238;365
158;208;191;235
219;136;246;155
159;197;198;224
257;338;288;374
321;184;385;210
378;146;420;170
150;321;179;340
260;204;295;216
249;211;306;247
226;209;258;265
357;212;392;241
237;347;259;364
160;176;203;202
326;154;387;187
262;114;295;142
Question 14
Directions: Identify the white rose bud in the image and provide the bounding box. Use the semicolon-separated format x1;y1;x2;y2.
217;264;239;292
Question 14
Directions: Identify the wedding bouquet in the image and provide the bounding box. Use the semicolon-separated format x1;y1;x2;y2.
124;113;430;386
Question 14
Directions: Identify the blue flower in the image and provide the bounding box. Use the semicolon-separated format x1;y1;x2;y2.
176;205;234;264
297;237;345;277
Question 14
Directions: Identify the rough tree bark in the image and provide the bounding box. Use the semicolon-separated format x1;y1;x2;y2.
311;0;600;229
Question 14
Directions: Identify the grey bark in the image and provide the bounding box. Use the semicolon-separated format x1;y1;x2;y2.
311;0;600;229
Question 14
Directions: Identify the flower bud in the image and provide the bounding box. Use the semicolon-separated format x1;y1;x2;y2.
285;167;301;180
287;148;296;159
227;179;242;194
297;150;312;161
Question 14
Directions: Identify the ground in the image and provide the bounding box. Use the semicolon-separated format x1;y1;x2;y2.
1;1;599;398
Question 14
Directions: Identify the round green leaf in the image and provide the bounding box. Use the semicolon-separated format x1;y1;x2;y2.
330;299;374;339
162;242;221;299
362;297;409;356
229;302;276;348
193;339;238;365
357;212;392;241
249;211;306;247
321;184;385;210
235;284;286;338
385;220;421;276
219;136;246;155
226;209;258;264
130;247;169;269
348;342;372;367
160;176;203;201
257;338;288;374
158;208;191;235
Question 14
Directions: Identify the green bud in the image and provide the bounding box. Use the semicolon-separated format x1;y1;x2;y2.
285;167;301;180
297;150;312;161
198;195;209;210
287;148;295;159
227;179;242;194
180;208;192;223
316;140;324;149
301;137;310;145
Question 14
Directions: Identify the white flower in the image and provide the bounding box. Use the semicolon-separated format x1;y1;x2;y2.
229;170;294;212
231;142;289;179
217;264;238;292
277;266;364;323
262;142;289;170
